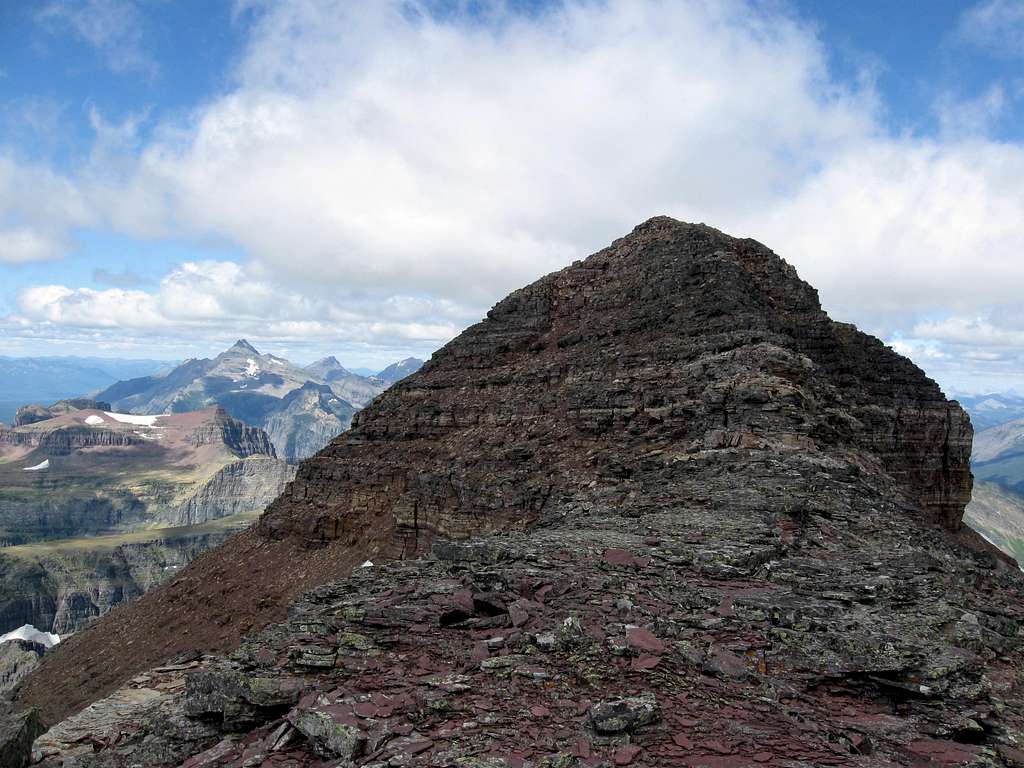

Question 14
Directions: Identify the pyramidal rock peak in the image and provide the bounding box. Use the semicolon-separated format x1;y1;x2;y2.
7;218;1023;768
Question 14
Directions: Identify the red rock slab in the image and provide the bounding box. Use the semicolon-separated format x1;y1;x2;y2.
626;627;665;654
904;739;980;765
603;548;638;567
614;745;643;765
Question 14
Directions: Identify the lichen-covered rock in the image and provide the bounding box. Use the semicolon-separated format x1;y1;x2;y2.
288;706;367;759
589;693;660;734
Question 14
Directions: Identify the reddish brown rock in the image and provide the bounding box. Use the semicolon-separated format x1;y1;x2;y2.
13;218;1024;768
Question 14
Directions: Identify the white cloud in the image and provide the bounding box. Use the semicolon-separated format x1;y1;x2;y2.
959;0;1024;55
0;155;89;264
9;260;468;357
35;0;156;75
912;316;1024;349
0;227;67;264
2;0;1024;386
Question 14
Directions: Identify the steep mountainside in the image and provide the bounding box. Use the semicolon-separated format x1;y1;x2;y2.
303;358;385;408
0;513;262;637
973;417;1024;494
966;480;1024;565
95;341;386;460
11;219;1024;768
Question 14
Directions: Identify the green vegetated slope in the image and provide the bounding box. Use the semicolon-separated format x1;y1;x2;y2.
965;480;1024;566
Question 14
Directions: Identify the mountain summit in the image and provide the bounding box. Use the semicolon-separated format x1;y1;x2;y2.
93;341;387;460
14;219;1023;767
228;339;260;355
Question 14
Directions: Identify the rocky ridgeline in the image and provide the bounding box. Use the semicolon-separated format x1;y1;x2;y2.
8;219;1023;768
0;425;139;455
12;400;111;428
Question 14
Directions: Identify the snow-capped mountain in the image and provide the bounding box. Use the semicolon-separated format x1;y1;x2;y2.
375;357;424;385
93;341;408;460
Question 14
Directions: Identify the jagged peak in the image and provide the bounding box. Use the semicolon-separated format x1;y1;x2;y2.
311;355;342;368
227;339;260;355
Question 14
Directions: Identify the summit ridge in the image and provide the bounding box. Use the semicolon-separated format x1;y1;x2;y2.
11;219;1023;768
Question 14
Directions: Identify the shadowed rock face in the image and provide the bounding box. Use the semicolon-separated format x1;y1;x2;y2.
15;219;1022;768
263;217;973;552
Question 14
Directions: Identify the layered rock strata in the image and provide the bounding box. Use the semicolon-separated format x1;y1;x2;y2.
12;219;1022;768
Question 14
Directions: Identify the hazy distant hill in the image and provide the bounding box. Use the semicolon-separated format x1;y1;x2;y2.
966;480;1024;567
375;356;424;385
958;392;1024;431
973;416;1024;495
0;356;171;425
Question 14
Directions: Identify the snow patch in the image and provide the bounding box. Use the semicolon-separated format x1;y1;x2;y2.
360;560;374;568
23;459;49;471
0;624;60;648
84;414;105;425
245;358;260;377
104;412;161;426
134;431;160;440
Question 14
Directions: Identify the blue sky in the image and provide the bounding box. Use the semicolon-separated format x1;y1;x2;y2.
0;0;1023;391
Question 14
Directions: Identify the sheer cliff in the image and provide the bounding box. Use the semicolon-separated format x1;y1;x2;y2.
11;219;1022;768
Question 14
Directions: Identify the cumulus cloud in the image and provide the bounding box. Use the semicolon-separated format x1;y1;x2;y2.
0;227;67;264
959;0;1024;55
0;155;88;264
7;260;470;362
2;0;1024;385
35;0;156;75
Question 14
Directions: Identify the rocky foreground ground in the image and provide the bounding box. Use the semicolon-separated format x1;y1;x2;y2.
4;218;1022;767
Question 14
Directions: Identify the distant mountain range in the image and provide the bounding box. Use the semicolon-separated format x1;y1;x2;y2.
972;416;1024;496
83;341;422;461
0;356;172;425
959;395;1024;567
957;391;1024;431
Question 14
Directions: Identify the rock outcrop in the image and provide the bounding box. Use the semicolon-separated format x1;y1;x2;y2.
163;457;297;527
188;407;278;459
13;219;1023;768
0;641;45;695
13;400;111;428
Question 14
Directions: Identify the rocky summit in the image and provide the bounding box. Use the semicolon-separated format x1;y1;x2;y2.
7;218;1024;768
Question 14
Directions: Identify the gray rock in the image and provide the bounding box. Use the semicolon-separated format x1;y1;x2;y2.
588;693;660;734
